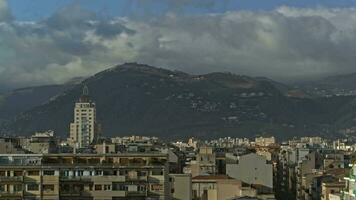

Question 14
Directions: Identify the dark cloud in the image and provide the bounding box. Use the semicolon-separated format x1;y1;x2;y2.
1;4;356;89
45;4;96;30
95;21;136;39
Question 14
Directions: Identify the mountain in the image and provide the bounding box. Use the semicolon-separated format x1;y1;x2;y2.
314;73;356;90
0;85;72;121
0;63;354;139
298;73;356;97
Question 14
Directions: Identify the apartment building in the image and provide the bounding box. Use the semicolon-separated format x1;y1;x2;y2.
69;85;99;148
226;153;273;189
185;146;216;177
0;153;169;200
192;175;243;200
343;164;356;200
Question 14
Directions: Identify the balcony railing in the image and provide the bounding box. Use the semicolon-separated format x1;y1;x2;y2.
0;191;23;197
60;176;92;182
127;191;147;196
126;175;148;181
0;176;23;182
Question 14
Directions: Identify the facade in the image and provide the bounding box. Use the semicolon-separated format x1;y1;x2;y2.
0;153;169;200
169;174;192;200
296;151;317;199
343;164;356;200
192;175;242;200
26;131;58;154
185;146;216;177
226;153;273;189
321;181;345;200
0;138;25;154
254;137;276;147
69;85;98;148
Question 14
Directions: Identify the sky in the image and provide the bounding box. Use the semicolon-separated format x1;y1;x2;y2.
2;0;356;90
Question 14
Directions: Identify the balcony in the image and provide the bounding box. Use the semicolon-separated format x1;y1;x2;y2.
92;176;125;183
60;191;88;197
42;176;59;183
126;175;148;182
0;176;23;182
127;191;147;196
90;190;126;197
60;176;92;182
24;176;40;182
0;191;23;197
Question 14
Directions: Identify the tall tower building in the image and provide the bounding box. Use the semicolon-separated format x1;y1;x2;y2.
69;85;98;148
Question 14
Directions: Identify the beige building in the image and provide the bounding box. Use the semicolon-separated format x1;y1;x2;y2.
69;85;98;148
94;141;116;154
0;153;169;200
321;181;345;200
185;146;216;177
26;131;57;154
254;137;276;147
227;153;273;189
0;138;25;154
170;174;192;200
192;175;242;200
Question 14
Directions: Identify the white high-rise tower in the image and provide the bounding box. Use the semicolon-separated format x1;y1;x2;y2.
69;85;98;148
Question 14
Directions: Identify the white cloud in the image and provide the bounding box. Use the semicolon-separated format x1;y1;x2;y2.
2;5;356;89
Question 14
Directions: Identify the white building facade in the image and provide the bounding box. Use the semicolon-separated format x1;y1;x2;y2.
69;85;98;148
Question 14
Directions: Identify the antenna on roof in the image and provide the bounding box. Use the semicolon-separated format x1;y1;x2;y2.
82;84;89;96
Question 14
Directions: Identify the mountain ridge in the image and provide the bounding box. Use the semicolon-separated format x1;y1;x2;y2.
0;63;355;139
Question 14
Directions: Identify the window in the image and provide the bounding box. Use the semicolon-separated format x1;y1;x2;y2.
119;170;127;176
27;184;39;191
43;170;55;176
14;184;22;192
14;171;23;176
94;170;103;176
94;185;102;191
119;185;127;191
43;185;55;192
151;184;162;191
138;171;147;176
138;185;146;192
0;171;5;176
152;169;163;176
103;170;111;176
104;184;111;191
76;170;84;176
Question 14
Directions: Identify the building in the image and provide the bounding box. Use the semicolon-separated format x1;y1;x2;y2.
321;181;345;200
185;146;217;177
0;138;25;154
226;153;273;189
169;174;192;200
254;137;276;147
94;140;116;154
0;153;169;200
69;85;99;148
192;175;243;200
343;164;356;200
26;131;58;154
296;151;319;199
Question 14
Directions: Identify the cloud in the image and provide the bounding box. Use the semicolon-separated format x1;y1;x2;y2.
2;5;356;89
